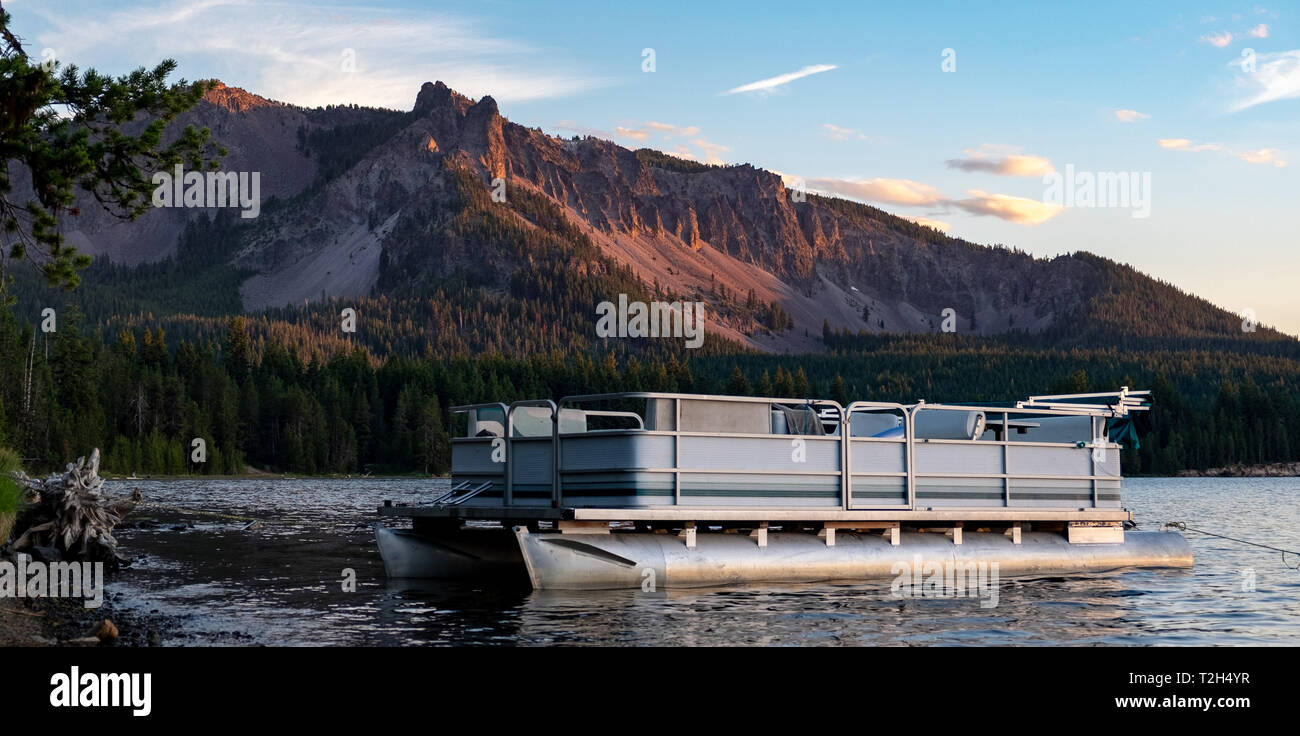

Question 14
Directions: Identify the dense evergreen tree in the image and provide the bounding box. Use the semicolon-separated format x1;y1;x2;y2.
3;298;1299;476
0;7;222;292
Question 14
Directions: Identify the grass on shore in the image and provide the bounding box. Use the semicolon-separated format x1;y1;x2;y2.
0;447;23;544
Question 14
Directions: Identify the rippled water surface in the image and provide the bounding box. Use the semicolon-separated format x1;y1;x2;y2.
102;477;1300;646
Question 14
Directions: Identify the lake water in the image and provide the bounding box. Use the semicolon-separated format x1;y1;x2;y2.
101;477;1300;646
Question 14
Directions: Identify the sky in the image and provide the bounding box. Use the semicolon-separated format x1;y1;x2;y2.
7;0;1298;335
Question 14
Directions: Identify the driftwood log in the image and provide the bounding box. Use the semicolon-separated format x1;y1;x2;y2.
8;449;141;569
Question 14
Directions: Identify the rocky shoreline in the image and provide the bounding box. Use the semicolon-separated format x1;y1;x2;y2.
1175;462;1300;478
0;586;178;647
1;449;187;647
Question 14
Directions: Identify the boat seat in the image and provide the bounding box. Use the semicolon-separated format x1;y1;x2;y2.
512;406;553;437
471;420;504;437
467;407;506;438
850;412;901;437
913;410;986;440
770;409;787;434
509;406;589;437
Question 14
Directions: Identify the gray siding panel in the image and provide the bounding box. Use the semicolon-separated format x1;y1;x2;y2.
917;477;1005;507
560;435;674;470
849;440;907;473
914;442;1003;475
1008;445;1092;476
679;436;841;472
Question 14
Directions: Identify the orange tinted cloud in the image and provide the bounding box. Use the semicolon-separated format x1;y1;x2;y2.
951;190;1064;225
1114;109;1150;122
805;177;945;206
1201;31;1234;47
945;145;1055;176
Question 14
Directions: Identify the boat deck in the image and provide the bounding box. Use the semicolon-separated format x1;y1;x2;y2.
378;503;1131;523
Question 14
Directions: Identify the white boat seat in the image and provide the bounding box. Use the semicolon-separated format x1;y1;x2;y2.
850;413;901;437
467;407;506;438
913;410;986;440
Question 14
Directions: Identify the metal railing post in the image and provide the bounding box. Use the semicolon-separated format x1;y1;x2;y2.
504;408;513;506
673;397;681;506
905;406;916;510
553;403;561;509
1002;411;1011;507
841;405;850;510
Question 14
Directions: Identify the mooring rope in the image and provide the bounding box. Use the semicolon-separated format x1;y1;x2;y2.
1164;521;1300;569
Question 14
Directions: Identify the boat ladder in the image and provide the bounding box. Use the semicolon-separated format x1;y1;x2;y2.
434;481;493;506
432;481;471;505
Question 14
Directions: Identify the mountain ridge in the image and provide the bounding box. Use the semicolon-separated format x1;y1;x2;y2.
13;79;1294;355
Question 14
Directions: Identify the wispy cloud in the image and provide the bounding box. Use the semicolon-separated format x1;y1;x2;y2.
950;190;1063;225
902;216;951;232
667;145;697;161
1157;138;1222;152
945;144;1055;177
691;139;731;165
1114;109;1151;122
1233;147;1287;166
821;123;868;141
1229;49;1300;111
1200;23;1269;47
614;126;650;141
644;121;701;138
26;0;608;109
555;121;618;139
720;64;837;95
805;177;945;207
1157;138;1286;166
638;122;728;163
800;176;1062;225
1201;31;1235;47
559;118;729;163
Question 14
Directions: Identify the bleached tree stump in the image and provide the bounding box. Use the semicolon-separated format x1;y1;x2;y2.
8;449;141;568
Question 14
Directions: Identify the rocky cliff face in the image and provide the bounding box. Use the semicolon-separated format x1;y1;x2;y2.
393;82;1097;346
53;80;1256;352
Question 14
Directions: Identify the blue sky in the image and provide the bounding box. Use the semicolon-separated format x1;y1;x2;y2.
9;0;1299;334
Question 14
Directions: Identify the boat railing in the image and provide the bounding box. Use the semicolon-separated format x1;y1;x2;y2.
909;403;1119;510
449;391;1141;511
448;401;512;503
844;401;913;510
505;399;558;506
557;392;846;509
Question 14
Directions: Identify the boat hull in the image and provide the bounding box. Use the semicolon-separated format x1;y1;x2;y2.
513;528;1193;590
373;525;524;579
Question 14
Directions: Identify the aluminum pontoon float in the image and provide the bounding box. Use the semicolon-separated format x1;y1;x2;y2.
375;389;1192;589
